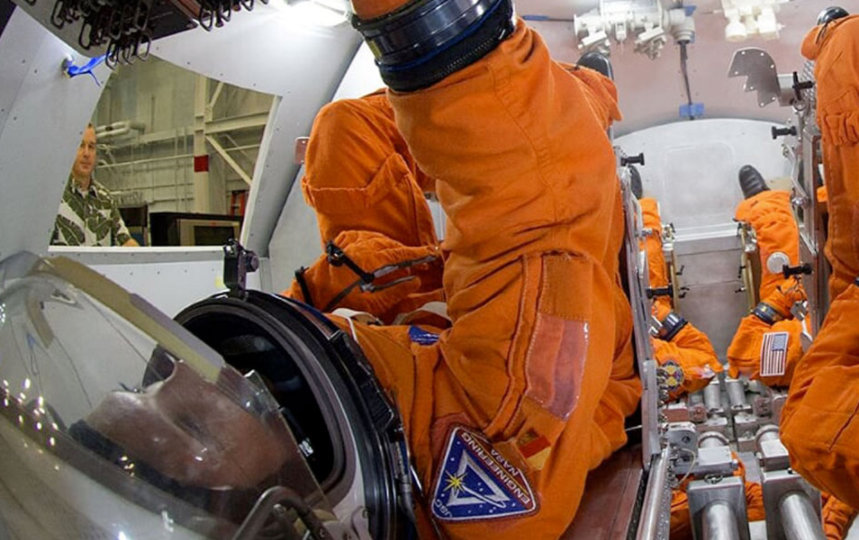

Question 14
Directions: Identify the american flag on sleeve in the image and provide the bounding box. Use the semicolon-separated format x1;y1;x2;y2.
760;331;789;377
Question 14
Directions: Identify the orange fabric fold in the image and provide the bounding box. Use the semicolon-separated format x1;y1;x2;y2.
782;285;859;509
822;494;857;540
283;230;443;323
734;190;800;301
801;15;859;300
301;90;438;247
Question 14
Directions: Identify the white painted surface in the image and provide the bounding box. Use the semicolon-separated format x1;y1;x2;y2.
49;247;262;317
0;10;109;261
616;119;790;234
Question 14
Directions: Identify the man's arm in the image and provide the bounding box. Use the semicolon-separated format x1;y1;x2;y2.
107;197;136;247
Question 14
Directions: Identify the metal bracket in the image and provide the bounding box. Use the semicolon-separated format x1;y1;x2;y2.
728;48;781;107
756;430;790;472
223;239;259;296
696;415;729;437
734;413;760;452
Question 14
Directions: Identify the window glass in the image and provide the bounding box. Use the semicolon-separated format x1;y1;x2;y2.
55;57;275;247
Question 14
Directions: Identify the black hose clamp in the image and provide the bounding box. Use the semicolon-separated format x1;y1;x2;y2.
353;0;506;66
658;311;688;342
352;0;515;91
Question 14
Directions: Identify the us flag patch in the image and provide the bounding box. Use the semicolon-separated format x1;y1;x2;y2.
760;331;789;377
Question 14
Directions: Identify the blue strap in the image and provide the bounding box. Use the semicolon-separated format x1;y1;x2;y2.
408;325;439;345
66;55;106;86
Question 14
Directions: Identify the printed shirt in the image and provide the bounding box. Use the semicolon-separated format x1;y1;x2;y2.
52;176;132;246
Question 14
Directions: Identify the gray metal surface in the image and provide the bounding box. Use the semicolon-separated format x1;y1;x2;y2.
49;246;261;317
727;48;782;108
762;469;822;540
697;415;729;437
758;437;790;472
618;167;661;464
780;492;825;540
8;0;110;57
689;391;709;423
688;476;751;540
636;446;672;540
727;378;751;413
703;502;741;540
704;380;725;416
616;120;790;233
667;422;698;475
689;447;736;478
675;238;750;357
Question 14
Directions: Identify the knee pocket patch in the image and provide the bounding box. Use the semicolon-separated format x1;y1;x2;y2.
820;87;859;146
489;252;608;471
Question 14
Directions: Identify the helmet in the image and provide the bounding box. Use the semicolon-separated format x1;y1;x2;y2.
0;253;412;539
817;6;848;25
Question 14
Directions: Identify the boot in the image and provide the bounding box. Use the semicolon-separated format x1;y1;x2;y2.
738;164;769;199
577;51;614;79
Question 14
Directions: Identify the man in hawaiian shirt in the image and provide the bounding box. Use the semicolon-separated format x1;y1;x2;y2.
52;124;139;247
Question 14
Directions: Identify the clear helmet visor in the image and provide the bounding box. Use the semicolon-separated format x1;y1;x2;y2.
0;253;329;538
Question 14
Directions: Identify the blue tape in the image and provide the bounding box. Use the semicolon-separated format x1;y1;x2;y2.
679;102;705;119
409;325;439;345
65;55;106;86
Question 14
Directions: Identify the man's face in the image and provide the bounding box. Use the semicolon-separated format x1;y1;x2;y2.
72;126;97;180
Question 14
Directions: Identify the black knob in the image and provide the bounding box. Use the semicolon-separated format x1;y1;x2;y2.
771;126;797;139
792;72;815;100
646;285;673;299
621;153;645;166
782;263;812;277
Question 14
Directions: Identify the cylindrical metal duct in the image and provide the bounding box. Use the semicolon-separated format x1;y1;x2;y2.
780;492;825;540
755;424;780;454
699;431;729;449
726;379;747;409
704;381;722;414
702;501;740;540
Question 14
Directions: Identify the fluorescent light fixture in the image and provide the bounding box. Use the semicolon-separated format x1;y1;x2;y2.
282;0;350;26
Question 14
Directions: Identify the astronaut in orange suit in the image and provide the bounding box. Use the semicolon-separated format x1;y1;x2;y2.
780;4;859;518
285;0;642;537
636;182;721;399
726;165;806;387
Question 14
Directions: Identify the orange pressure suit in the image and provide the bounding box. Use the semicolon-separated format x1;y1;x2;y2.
291;11;641;538
284;91;445;323
640;197;721;398
726;190;805;387
800;15;859;302
780;11;859;519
